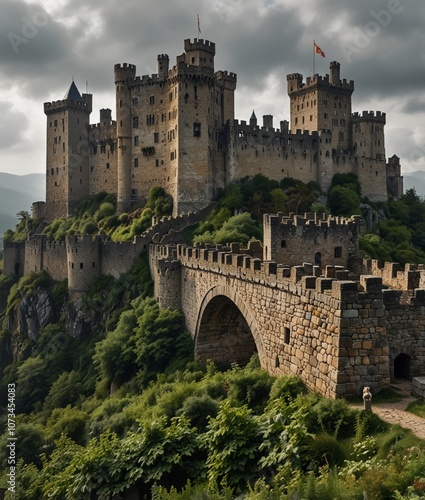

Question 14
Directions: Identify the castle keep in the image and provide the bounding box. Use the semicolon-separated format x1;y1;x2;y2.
39;38;402;221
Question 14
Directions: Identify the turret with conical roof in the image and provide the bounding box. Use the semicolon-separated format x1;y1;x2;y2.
44;80;92;220
250;110;257;127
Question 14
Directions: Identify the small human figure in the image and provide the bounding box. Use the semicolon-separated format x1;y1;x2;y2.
363;386;372;411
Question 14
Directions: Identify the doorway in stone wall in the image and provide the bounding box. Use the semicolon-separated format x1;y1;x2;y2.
315;252;322;266
394;353;411;380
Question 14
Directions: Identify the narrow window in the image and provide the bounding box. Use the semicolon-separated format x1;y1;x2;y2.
134;158;138;167
133;116;139;128
80;263;84;269
193;122;201;137
149;95;155;105
281;240;287;248
134;136;139;146
284;328;290;344
334;246;342;258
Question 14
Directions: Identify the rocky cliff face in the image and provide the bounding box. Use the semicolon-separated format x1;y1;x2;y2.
4;286;105;363
15;286;56;343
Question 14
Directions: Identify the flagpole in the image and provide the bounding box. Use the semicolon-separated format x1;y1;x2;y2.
197;14;201;39
313;39;315;76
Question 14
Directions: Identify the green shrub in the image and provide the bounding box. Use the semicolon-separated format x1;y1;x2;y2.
308;398;357;440
268;375;307;404
45;405;88;445
226;367;274;413
309;433;349;467
43;371;85;411
177;393;220;431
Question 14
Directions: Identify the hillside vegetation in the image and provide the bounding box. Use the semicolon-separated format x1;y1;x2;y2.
1;175;425;498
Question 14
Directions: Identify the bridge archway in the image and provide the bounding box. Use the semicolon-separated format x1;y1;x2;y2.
194;286;265;367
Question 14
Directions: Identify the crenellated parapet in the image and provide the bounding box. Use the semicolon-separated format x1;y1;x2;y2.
263;212;362;270
352;110;386;124
44;97;92;115
184;38;216;56
362;258;425;291
216;70;237;90
114;63;137;84
287;68;354;96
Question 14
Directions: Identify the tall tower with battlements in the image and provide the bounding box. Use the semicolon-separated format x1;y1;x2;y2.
115;63;136;213
44;82;92;220
287;62;354;152
111;38;236;216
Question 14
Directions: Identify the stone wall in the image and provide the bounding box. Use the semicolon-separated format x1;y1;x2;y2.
362;259;425;290
263;212;361;270
150;242;403;398
412;377;425;399
2;241;25;277
382;288;425;379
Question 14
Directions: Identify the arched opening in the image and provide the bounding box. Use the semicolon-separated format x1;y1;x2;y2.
394;353;411;380
315;252;322;266
14;263;20;276
195;295;257;366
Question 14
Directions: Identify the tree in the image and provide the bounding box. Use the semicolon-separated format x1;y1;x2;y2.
328;185;361;216
194;212;261;246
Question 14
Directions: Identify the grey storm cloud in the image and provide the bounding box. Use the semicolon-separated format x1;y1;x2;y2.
0;102;28;149
1;0;424;102
0;0;424;173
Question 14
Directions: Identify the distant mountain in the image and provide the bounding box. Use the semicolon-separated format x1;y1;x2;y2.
0;173;45;247
403;170;425;198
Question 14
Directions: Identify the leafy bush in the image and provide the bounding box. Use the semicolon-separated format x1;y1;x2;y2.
177;393;220;432
194;212;261;246
268;374;307;404
45;405;88;445
203;402;262;490
94;297;193;389
308;398;357;440
43;370;85;411
309;433;349;467
226;366;274;413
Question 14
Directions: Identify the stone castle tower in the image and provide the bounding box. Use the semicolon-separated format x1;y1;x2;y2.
39;38;402;221
44;82;92;220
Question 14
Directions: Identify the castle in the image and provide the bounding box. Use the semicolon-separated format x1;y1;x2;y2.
36;37;403;221
5;38;424;399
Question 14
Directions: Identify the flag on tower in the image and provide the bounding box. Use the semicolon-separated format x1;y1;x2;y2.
197;14;201;35
314;42;325;58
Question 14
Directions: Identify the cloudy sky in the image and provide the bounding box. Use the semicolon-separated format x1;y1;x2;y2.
0;0;424;177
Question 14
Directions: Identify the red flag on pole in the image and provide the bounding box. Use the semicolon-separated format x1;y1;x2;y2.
314;42;325;58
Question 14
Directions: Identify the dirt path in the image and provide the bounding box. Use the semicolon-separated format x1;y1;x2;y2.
350;381;425;441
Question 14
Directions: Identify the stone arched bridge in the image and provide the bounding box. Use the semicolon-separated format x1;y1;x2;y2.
150;243;425;399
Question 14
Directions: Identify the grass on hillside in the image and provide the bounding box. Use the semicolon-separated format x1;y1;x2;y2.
407;399;425;419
